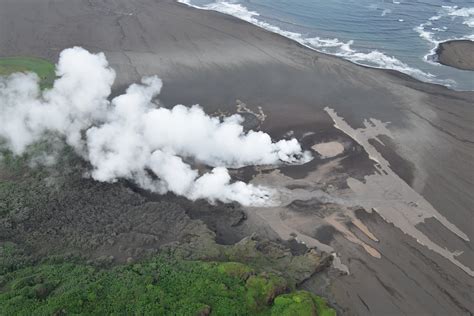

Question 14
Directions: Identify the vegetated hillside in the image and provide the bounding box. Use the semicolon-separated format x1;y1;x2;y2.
0;254;335;315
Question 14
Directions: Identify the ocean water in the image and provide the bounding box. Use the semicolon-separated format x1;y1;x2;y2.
179;0;474;91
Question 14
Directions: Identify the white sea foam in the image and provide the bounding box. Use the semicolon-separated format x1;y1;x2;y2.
414;5;474;65
415;22;436;43
177;0;450;85
444;6;474;27
381;9;392;17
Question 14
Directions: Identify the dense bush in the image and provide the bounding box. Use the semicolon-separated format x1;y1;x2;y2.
0;257;335;315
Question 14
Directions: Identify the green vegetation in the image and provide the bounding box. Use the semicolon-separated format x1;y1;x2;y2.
0;254;336;315
0;56;55;89
313;296;337;316
245;274;287;312
0;243;32;275
272;291;336;316
217;262;254;280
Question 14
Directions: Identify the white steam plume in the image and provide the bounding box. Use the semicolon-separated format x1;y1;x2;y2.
0;47;311;206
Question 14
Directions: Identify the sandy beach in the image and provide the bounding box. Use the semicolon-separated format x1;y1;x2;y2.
1;0;473;314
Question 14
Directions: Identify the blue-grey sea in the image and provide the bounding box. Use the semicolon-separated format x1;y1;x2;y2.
180;0;474;91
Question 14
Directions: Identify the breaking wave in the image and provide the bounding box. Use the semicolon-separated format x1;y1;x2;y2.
414;5;474;63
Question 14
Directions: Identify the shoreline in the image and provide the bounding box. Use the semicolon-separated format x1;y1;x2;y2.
172;0;474;99
176;0;473;91
1;0;473;314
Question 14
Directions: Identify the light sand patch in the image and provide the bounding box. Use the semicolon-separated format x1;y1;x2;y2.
326;213;381;259
248;108;473;277
351;217;379;242
247;205;350;274
247;160;352;274
312;141;344;158
325;107;474;277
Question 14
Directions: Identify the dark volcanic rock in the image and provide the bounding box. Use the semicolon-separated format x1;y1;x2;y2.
435;40;474;71
0;150;331;285
0;151;219;262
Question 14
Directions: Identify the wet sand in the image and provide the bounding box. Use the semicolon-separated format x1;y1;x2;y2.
1;0;474;314
436;40;474;71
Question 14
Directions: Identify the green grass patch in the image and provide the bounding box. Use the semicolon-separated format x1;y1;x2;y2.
217;262;254;281
272;291;336;316
0;56;55;89
0;258;336;315
245;273;288;312
314;295;337;316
